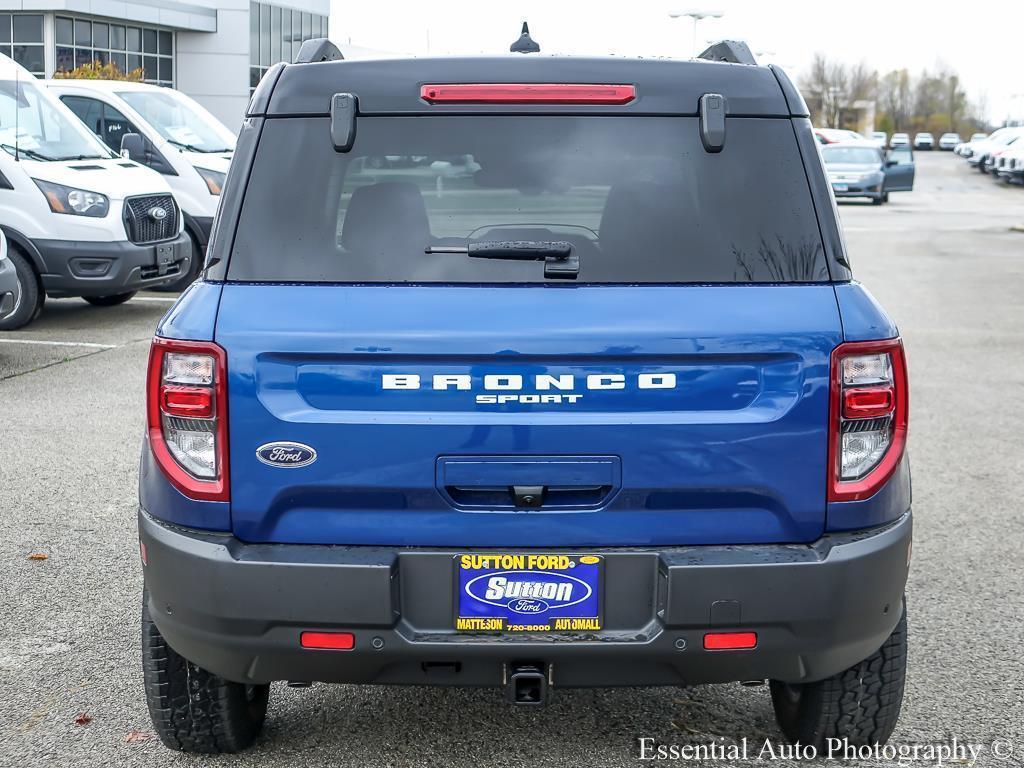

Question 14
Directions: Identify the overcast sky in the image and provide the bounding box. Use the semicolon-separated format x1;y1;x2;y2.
329;0;1022;125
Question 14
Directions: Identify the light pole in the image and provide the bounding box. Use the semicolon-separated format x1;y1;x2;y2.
669;9;724;57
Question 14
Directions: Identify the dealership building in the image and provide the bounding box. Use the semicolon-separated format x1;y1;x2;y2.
0;0;330;130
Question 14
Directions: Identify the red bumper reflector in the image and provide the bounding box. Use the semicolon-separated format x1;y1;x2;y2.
704;631;758;650
139;540;148;566
300;631;355;650
420;83;636;105
160;385;214;418
842;386;894;419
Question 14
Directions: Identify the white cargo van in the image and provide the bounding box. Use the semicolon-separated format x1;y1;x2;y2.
0;54;190;329
44;80;235;291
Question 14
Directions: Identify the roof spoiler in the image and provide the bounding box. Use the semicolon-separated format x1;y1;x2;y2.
697;40;757;66
295;38;344;64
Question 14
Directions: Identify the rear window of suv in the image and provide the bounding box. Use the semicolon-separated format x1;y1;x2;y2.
228;116;828;283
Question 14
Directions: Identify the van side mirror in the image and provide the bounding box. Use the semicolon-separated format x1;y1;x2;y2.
120;133;145;162
885;159;898;167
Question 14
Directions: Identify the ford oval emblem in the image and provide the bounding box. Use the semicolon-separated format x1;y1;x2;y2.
507;598;549;615
148;206;168;221
256;442;317;468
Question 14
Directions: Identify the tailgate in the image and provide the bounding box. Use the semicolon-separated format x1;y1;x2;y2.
217;284;841;547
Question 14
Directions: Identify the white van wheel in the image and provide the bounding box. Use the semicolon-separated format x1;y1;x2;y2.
0;248;44;330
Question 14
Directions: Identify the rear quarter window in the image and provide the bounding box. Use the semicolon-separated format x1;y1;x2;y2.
228;116;828;284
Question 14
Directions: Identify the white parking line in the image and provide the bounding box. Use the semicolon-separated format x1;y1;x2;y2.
132;296;178;303
0;339;115;349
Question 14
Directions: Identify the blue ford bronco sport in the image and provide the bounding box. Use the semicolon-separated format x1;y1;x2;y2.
139;38;911;753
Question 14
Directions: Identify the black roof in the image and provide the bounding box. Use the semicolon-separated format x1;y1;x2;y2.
255;56;807;118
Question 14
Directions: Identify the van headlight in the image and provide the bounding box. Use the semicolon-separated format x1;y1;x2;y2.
195;167;226;196
33;179;109;217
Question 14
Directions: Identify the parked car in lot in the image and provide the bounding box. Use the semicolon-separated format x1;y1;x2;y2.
994;141;1024;183
869;130;887;147
913;132;934;150
140;41;912;754
0;229;17;322
970;132;988;142
44;80;236;292
814;127;864;144
957;128;1004;158
0;54;191;330
820;140;914;203
938;132;961;150
890;132;910;147
966;128;1024;172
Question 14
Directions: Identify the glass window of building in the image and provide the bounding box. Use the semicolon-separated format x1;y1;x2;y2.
250;2;329;95
0;14;45;76
56;15;174;87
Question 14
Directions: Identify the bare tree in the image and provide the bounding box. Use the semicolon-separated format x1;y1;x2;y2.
800;54;877;128
801;54;990;134
800;53;848;127
877;69;912;131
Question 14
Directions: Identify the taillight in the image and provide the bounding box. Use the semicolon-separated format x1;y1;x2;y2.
829;339;908;502
146;337;229;502
419;83;636;105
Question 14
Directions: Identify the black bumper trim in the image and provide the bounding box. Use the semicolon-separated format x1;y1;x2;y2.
140;511;911;688
36;232;192;297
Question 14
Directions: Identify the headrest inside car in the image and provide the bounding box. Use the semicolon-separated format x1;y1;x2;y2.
341;182;430;256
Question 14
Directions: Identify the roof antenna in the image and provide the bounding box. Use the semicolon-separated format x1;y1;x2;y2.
510;21;540;54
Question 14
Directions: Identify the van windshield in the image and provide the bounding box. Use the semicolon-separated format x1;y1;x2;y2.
229;116;829;284
119;90;234;153
0;79;111;161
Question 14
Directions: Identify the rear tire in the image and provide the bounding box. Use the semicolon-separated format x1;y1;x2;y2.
770;600;907;749
142;590;269;753
0;247;44;330
84;291;136;307
871;196;884;206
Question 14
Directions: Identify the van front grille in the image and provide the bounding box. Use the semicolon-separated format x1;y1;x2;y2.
123;194;178;244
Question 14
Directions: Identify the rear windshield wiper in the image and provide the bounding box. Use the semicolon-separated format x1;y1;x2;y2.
425;240;578;279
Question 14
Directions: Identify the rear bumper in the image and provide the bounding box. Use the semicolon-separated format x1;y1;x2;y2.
832;187;883;200
36;233;191;297
139;509;912;688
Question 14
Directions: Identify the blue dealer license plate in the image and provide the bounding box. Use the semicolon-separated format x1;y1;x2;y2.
455;554;602;633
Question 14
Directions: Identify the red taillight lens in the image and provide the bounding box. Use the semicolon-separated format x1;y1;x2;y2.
704;632;758;650
842;386;894;419
146;337;229;502
160;386;214;418
300;631;355;650
420;83;636;105
829;339;908;502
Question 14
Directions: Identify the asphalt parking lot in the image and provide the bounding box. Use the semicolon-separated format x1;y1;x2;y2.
1;151;1022;767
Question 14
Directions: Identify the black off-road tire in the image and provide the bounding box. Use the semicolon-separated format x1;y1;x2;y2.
0;247;44;330
84;291;136;307
770;601;907;749
142;591;270;753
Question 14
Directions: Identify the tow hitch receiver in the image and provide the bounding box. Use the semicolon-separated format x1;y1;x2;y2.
507;662;549;705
